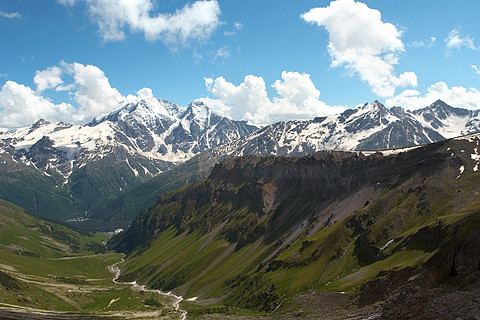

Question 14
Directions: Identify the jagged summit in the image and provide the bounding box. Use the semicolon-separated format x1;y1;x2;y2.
89;97;182;126
208;99;480;158
416;99;470;119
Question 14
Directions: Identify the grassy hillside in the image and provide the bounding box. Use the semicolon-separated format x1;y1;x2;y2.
110;135;480;315
0;149;172;223
86;148;225;230
0;199;184;319
0;153;76;220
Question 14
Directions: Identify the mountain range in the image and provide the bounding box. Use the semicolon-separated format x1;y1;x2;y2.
1;98;479;225
86;99;480;229
211;99;480;158
0;98;257;219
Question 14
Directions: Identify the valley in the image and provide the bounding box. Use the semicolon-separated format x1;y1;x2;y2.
0;199;186;319
1;100;480;319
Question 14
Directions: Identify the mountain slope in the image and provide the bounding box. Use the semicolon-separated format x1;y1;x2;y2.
109;133;480;316
0;98;257;221
83;152;214;230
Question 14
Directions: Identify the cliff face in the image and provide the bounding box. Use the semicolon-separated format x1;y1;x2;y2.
113;143;448;253
110;134;480;314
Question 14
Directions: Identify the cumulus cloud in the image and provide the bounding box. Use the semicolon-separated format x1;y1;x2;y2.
0;62;152;127
34;66;64;93
136;87;154;99
0;10;21;19
205;74;272;123
195;97;232;118
62;62;124;122
204;72;345;124
59;0;221;45
302;0;417;97
0;81;75;128
445;27;478;53
386;82;480;110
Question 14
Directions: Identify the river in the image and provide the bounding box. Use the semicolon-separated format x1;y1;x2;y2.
108;260;187;320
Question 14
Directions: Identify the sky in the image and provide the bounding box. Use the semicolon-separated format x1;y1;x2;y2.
0;0;479;128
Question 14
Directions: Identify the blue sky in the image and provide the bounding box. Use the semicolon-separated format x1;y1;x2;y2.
0;0;479;127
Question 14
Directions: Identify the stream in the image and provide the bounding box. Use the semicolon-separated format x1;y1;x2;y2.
108;260;187;320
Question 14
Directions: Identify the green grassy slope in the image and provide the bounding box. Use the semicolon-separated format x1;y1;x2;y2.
0;153;76;220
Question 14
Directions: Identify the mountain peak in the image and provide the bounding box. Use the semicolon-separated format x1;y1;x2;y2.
357;101;388;115
31;118;51;128
424;99;470;119
429;99;450;110
89;97;182;126
372;100;387;110
134;97;181;118
189;100;208;108
28;119;52;134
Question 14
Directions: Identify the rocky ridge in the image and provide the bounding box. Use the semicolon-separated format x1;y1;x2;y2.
109;132;480;318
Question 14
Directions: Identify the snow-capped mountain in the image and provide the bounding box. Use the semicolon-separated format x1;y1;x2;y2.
0;98;258;219
208;100;480;158
1;98;257;178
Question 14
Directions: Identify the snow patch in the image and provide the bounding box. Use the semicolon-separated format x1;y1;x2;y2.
457;165;465;179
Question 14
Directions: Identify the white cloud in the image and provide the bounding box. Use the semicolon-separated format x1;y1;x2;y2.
63;62;124;122
57;0;77;5
408;37;436;48
0;81;75;128
204;72;345;124
34;66;64;93
473;65;480;75
0;10;21;19
302;0;417;98
196;97;232;118
224;21;243;36
234;22;243;30
206;75;272;123
214;46;230;61
136;87;154;99
445;28;478;53
60;0;221;45
0;62;153;127
386;81;480;110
